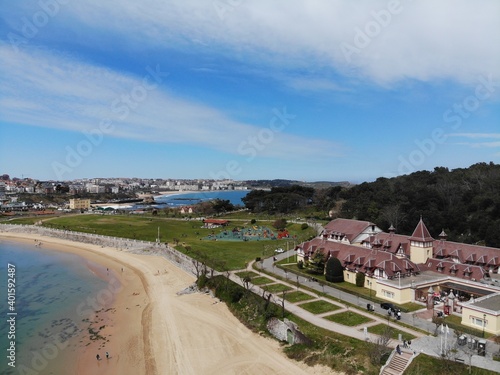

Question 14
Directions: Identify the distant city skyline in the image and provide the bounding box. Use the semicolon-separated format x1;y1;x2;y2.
1;1;499;183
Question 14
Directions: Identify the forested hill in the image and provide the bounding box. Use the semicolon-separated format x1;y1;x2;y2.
336;162;500;247
242;162;500;247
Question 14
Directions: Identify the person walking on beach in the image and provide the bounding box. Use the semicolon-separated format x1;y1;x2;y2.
96;354;100;361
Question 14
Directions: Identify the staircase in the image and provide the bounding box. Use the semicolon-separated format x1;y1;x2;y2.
380;349;415;375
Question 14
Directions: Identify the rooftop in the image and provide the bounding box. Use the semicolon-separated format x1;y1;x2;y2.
466;293;500;313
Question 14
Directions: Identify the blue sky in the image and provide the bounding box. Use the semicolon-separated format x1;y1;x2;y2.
1;0;499;183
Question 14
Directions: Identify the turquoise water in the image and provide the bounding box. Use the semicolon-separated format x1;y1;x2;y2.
154;190;249;207
0;240;109;374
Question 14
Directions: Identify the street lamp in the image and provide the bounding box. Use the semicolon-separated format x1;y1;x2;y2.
483;313;486;338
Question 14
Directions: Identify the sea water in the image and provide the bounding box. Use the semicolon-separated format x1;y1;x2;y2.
0;240;108;374
154;190;250;207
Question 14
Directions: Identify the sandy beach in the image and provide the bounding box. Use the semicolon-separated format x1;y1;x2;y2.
0;231;331;375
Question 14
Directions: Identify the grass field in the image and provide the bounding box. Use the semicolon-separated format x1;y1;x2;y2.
235;271;259;279
324;311;374;326
249;276;275;285
283;291;316;303
367;324;417;341
405;353;497;375
298;300;341;314
262;283;293;293
15;213;316;270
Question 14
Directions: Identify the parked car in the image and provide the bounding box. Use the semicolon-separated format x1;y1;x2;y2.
274;248;284;254
380;302;394;310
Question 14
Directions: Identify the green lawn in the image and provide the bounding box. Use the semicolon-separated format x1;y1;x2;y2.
250;276;275;285
23;214;311;270
235;271;259;279
367;324;417;341
299;300;341;314
405;353;498;375
262;283;293;293
324;311;374;326
283;291;316;303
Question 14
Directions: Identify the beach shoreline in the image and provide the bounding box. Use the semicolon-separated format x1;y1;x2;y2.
1;232;153;375
0;228;331;374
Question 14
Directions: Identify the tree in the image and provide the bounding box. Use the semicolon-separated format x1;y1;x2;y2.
325;257;344;283
368;325;393;365
306;251;326;274
212;199;234;214
242;275;252;292
273;218;287;231
356;272;365;287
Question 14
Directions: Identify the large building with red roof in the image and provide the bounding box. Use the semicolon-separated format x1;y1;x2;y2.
296;217;500;334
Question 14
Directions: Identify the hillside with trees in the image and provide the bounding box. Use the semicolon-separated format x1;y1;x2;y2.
336;162;500;247
242;162;500;248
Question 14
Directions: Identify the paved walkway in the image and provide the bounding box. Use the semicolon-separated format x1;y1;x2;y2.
231;250;500;373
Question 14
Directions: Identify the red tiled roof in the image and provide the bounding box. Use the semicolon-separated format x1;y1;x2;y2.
409;218;434;242
323;218;378;243
362;232;411;255
424;259;486;280
299;238;420;278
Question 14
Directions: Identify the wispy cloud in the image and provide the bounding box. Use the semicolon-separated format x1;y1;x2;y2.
449;133;500;139
448;133;500;149
0;43;341;160
36;0;500;87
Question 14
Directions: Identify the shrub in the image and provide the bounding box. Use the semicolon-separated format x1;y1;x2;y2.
250;219;256;224
325;257;344;283
197;273;208;289
297;260;304;269
356;272;365;287
301;223;309;230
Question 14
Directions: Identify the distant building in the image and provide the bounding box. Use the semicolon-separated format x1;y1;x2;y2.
180;206;194;214
202;219;229;228
69;198;91;210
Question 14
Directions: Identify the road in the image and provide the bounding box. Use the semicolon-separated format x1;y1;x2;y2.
229;250;500;373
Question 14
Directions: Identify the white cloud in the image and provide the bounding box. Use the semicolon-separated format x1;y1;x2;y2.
0;43;341;160
449;133;500;139
46;0;500;87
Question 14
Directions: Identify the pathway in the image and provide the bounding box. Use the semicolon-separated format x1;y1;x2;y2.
233;250;500;374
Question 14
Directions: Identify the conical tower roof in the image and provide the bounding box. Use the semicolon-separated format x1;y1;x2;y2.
409;217;434;242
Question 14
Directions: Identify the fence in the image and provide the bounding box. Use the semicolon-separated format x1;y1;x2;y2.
0;223;203;277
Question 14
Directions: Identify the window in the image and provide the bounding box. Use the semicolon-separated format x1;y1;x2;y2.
471;316;486;328
382;290;395;299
